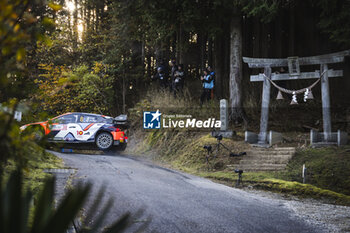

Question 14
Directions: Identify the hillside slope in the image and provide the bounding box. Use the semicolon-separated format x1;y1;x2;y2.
127;90;350;205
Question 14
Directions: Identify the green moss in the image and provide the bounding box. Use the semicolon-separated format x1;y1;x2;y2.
279;146;350;195
24;150;63;193
257;179;350;206
197;171;350;206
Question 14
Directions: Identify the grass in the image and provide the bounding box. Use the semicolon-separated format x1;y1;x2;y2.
280;146;350;195
197;171;350;206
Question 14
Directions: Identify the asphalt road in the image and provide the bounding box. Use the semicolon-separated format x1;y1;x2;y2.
52;151;323;233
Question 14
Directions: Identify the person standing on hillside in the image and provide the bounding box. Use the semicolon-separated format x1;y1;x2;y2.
170;59;177;80
169;59;177;91
152;66;168;89
200;69;214;105
207;66;215;99
173;64;185;97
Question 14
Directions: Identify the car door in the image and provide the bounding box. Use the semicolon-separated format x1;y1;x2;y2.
64;114;80;141
76;114;104;141
49;114;78;141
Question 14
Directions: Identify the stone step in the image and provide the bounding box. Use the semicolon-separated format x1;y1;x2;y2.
235;164;287;171
243;154;294;159
249;147;296;152
247;151;295;156
241;157;292;163
239;159;291;165
272;147;296;151
249;147;296;151
224;147;296;172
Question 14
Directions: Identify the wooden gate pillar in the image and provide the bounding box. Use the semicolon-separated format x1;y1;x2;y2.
259;66;271;144
321;64;332;141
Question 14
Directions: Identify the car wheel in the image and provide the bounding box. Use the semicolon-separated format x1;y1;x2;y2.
95;132;113;150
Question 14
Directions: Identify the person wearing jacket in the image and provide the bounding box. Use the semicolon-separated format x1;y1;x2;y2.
169;59;177;82
152;66;168;89
207;66;215;99
200;69;214;105
173;64;185;97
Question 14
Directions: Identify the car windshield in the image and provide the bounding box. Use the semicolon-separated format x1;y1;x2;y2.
78;115;105;123
52;114;78;124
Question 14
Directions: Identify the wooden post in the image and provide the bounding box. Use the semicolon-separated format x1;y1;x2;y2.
258;66;271;144
302;164;306;184
321;64;332;141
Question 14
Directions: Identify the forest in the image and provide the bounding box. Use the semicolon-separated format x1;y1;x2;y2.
1;0;350;163
0;1;350;232
1;0;350;123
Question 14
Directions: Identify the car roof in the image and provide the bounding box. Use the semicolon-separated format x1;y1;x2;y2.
57;112;113;118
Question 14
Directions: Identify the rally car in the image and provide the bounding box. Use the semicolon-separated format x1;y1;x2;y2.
20;112;128;151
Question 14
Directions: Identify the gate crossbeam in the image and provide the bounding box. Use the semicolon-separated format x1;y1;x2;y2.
243;50;350;68
250;69;343;82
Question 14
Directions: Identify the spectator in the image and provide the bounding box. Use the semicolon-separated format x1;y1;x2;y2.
200;69;214;105
152;66;168;89
207;66;215;99
173;64;185;96
159;59;169;77
169;58;177;83
207;66;215;78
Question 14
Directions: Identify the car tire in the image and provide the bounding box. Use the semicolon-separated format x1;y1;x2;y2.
95;132;114;150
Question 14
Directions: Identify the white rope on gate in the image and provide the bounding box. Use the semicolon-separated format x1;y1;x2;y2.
262;70;327;95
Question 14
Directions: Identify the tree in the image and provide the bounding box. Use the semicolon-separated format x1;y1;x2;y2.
317;0;350;47
229;13;247;124
0;0;59;169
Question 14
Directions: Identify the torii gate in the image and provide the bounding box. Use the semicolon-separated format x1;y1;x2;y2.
243;50;350;147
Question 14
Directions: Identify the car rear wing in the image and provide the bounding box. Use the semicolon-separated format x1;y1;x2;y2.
114;114;128;129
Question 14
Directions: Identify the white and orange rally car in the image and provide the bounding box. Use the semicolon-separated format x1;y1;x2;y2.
20;112;128;150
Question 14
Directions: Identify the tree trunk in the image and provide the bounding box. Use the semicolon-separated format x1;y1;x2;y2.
208;38;213;66
199;32;207;72
229;15;247;125
252;18;260;58
214;36;223;98
86;1;90;32
176;23;185;64
274;13;283;58
223;29;230;99
73;0;78;48
122;71;126;114
261;23;268;57
288;6;295;56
